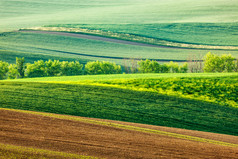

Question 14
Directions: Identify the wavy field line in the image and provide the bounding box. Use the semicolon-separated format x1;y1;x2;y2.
20;28;238;50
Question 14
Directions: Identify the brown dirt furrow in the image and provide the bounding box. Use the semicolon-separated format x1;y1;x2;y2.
88;117;238;145
0;109;238;159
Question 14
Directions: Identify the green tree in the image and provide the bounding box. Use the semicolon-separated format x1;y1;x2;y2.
179;62;188;73
85;61;121;75
204;52;236;72
8;64;18;79
100;61;122;74
138;59;161;73
25;60;46;78
45;60;61;76
61;61;83;76
220;54;236;72
235;60;238;72
203;52;220;72
160;64;169;73
167;61;179;73
16;57;25;78
0;61;9;80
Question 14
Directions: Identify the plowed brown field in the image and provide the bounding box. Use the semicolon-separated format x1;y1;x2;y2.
0;109;238;159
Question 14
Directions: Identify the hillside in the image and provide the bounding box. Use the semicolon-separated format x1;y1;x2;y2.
1;31;238;65
1;0;238;64
0;109;237;158
1;1;238;158
1;0;238;32
1;73;238;136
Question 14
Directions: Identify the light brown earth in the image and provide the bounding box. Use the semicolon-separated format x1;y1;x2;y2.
0;109;238;159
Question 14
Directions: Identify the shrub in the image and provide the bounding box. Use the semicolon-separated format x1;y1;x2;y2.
25;60;47;78
85;61;122;75
61;61;83;76
8;64;18;79
0;61;9;79
16;57;25;78
166;61;179;73
45;60;61;76
204;52;236;72
138;59;161;73
179;62;188;73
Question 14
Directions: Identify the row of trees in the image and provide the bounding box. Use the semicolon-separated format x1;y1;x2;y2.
0;58;122;79
0;53;237;79
126;52;238;74
203;52;238;72
138;60;188;73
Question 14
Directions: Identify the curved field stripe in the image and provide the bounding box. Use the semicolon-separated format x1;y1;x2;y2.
2;108;238;148
20;30;238;50
29;46;188;62
0;143;98;159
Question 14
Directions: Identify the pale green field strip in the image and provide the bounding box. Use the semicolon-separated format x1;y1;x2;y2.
23;27;238;50
1;0;238;32
6;73;238;82
1;108;238;148
0;143;98;159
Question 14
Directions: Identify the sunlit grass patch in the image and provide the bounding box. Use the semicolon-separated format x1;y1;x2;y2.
0;143;98;159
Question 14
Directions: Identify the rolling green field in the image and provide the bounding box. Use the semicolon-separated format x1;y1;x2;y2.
1;0;238;32
1;32;238;65
1;0;238;157
1;73;238;136
45;23;238;46
1;0;238;64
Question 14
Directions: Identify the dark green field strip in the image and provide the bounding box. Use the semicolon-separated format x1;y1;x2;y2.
56;23;238;47
1;31;238;65
0;82;238;136
0;50;88;64
33;47;189;62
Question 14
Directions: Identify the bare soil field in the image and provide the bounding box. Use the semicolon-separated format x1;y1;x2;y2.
0;109;238;159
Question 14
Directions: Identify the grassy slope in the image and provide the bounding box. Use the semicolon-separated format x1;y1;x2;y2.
1;0;238;63
1;32;238;64
1;73;238;136
1;0;238;32
49;23;238;46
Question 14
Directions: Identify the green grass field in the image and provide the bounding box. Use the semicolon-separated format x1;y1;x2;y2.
1;0;238;32
1;73;238;136
46;23;238;46
1;0;238;64
1;0;238;157
1;32;238;64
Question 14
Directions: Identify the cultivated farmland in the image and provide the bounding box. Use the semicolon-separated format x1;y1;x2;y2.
1;0;238;158
0;108;238;158
1;0;238;64
1;73;238;136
